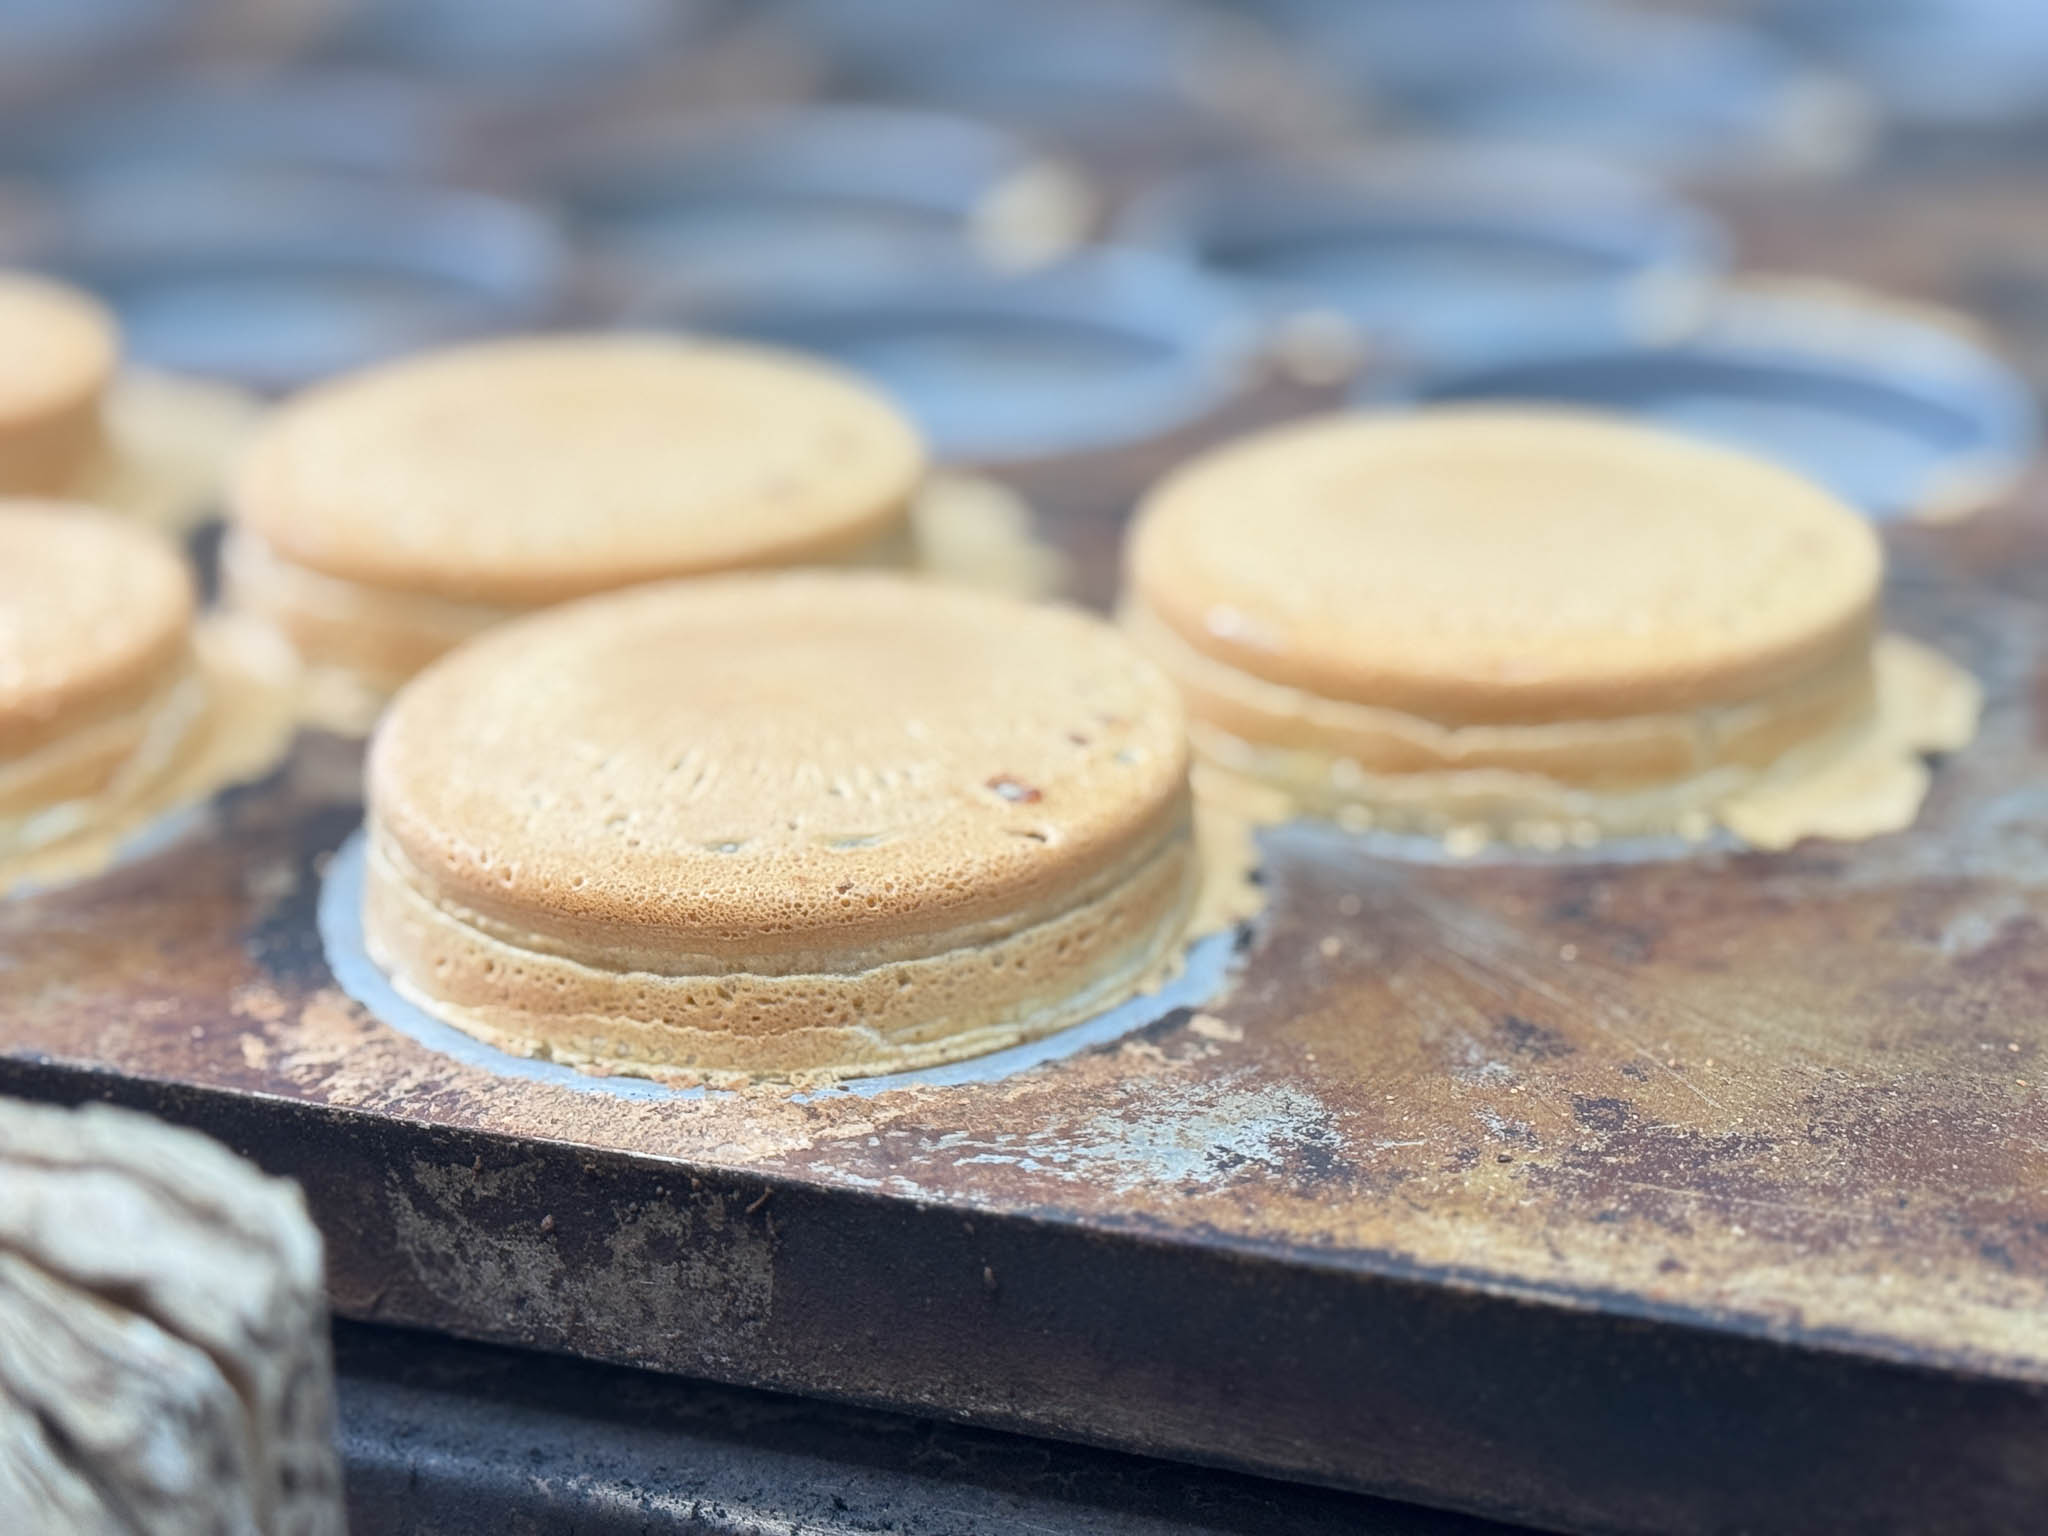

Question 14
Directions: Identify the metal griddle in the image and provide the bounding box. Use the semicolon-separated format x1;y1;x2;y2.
4;175;2048;1536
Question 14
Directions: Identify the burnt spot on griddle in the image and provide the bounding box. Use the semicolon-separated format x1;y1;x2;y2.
1523;1122;1784;1240
1114;1005;1194;1051
1497;1014;1574;1060
1570;1096;1633;1135
241;802;362;991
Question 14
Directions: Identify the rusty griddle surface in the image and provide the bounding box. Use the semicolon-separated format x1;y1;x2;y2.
1;515;2045;1535
5;210;2048;1536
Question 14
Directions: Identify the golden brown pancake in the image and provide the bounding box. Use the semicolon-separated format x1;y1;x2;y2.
363;571;1196;1080
0;274;116;496
1124;406;1972;848
0;502;295;887
0;270;261;531
225;335;926;720
0;503;195;808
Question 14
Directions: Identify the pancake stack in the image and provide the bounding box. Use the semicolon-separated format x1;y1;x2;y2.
1123;407;1972;849
0;503;294;889
362;571;1197;1080
0;268;261;530
224;335;926;728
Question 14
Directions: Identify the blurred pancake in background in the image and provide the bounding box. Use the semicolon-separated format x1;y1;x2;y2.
224;334;925;729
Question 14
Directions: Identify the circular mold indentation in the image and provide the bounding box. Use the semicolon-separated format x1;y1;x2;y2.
12;171;570;390
635;248;1259;464
546;105;1087;295
786;0;1332;177
1760;0;2048;130
1396;289;2038;521
0;0;189;110
1122;152;1725;375
326;0;715;90
1262;815;1740;871
1252;0;1864;175
317;826;1243;1101
2;73;462;185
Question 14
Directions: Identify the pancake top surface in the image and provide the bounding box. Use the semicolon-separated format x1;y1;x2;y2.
369;571;1189;960
0;502;195;752
232;335;926;607
0;272;117;424
1127;406;1883;725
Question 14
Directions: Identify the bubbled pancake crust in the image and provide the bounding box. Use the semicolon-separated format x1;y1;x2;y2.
0;274;115;495
0;503;195;760
1127;407;1883;727
231;335;926;608
367;571;1191;969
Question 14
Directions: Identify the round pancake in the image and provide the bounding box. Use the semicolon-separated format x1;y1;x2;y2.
0;502;194;766
0;274;116;496
230;334;926;608
1123;408;1891;820
1129;407;1882;728
363;571;1196;1078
